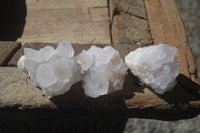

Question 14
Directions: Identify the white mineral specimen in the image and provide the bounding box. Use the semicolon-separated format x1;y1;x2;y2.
17;40;81;98
77;46;128;98
18;41;128;98
125;44;180;94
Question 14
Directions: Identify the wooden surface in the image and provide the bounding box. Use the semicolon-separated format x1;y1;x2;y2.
109;0;152;44
17;0;110;44
0;42;21;66
112;14;152;44
109;0;147;21
0;0;200;121
145;0;199;83
0;43;199;121
8;43;141;67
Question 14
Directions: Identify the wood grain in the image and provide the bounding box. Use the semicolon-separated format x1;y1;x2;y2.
26;0;108;10
109;0;147;23
8;42;141;66
0;42;21;66
0;67;55;110
109;0;152;44
112;14;152;44
0;67;200;120
145;0;199;83
17;0;110;44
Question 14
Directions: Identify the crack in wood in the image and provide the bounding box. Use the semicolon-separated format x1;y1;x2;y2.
2;43;21;66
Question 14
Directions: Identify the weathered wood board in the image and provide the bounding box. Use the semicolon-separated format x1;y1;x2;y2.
145;0;198;83
0;43;199;121
8;42;141;66
109;0;152;44
0;42;21;66
0;0;199;122
26;0;108;10
17;0;110;44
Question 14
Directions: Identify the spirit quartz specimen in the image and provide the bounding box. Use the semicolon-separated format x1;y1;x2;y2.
17;41;178;98
77;46;128;98
125;44;180;94
17;40;81;98
17;41;127;98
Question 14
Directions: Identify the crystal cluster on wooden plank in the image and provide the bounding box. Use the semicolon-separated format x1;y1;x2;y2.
125;44;180;94
17;41;127;98
18;41;180;98
77;46;128;98
17;40;81;98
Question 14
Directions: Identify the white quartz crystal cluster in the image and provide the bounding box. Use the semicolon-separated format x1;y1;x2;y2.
17;41;127;98
77;46;128;98
18;40;180;98
17;40;81;98
125;44;180;94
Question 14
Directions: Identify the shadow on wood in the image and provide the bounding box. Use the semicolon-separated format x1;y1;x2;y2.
150;74;200;120
50;80;130;133
49;73;137;114
157;74;200;104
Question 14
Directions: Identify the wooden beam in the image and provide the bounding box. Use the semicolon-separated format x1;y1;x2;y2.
109;0;152;44
0;43;200;121
144;0;199;83
8;43;141;66
17;0;110;44
26;0;108;10
0;42;21;66
0;0;200;121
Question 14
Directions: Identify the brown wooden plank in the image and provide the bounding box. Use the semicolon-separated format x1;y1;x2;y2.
0;42;21;66
1;0;200;121
17;0;110;44
112;14;152;44
1;43;200;121
8;43;141;66
88;7;109;22
0;67;200;120
109;0;147;23
0;67;55;110
109;0;152;44
144;0;199;83
26;0;108;10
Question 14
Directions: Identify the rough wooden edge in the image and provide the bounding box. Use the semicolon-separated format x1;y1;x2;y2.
0;42;21;66
144;0;199;84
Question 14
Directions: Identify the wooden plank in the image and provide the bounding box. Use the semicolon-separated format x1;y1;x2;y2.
1;43;200;120
0;68;200;120
109;0;152;44
1;0;200;121
0;42;21;66
109;0;147;22
112;14;152;44
88;7;109;22
8;43;141;66
26;0;108;10
144;0;199;83
17;0;110;44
